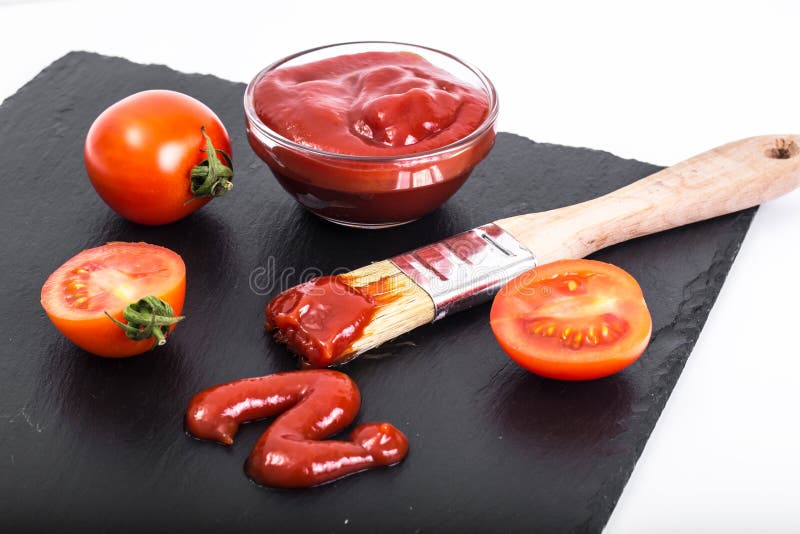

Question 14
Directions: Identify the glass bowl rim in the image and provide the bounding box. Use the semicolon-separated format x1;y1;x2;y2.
243;40;499;163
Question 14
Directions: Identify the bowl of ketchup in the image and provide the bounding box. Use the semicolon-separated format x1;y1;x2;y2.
244;41;498;228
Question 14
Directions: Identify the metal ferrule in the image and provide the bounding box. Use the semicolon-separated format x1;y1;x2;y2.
390;223;537;321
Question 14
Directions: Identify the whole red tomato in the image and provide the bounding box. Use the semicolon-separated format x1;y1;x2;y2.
84;90;233;225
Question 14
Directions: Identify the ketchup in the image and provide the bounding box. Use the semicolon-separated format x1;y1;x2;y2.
247;49;496;226
265;276;377;367
186;370;408;488
253;51;489;156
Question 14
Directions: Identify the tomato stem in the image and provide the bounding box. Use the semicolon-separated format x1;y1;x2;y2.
189;126;233;198
105;295;184;348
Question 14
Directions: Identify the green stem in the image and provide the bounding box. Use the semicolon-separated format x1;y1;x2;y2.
189;126;234;198
105;296;184;349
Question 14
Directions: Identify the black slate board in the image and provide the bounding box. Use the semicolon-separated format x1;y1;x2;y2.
0;52;755;533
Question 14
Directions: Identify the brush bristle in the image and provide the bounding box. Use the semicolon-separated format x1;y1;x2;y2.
340;260;434;357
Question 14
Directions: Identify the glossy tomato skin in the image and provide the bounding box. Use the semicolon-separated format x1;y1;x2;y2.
490;259;652;381
41;242;186;358
84;90;232;225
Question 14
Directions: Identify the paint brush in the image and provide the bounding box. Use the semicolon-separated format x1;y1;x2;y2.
266;135;800;367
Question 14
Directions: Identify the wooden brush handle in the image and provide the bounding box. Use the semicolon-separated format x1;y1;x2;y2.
495;135;800;264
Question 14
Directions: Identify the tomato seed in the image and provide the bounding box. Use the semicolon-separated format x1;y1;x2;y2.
566;280;578;291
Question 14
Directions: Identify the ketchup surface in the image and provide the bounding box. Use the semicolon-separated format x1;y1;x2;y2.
265;276;377;367
186;370;408;488
253;51;489;156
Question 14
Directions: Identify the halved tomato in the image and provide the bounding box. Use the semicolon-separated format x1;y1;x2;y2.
490;259;652;380
41;242;186;358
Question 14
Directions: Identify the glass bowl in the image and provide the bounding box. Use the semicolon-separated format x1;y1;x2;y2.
244;41;498;229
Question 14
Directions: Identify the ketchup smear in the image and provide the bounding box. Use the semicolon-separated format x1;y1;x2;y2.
265;276;377;367
186;370;408;488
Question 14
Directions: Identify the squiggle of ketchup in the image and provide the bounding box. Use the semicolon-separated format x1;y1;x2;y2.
186;370;408;488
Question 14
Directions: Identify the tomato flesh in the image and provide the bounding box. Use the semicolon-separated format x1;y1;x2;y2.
490;260;652;380
41;242;186;357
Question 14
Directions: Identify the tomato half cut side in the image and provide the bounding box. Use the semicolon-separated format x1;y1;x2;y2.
490;259;652;380
41;242;186;358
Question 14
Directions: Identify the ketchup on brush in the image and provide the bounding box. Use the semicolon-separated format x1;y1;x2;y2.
186;370;408;488
265;276;378;367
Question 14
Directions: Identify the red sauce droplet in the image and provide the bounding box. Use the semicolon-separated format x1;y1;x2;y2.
265;276;377;367
185;370;408;488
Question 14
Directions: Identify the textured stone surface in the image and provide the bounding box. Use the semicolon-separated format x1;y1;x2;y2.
0;52;755;533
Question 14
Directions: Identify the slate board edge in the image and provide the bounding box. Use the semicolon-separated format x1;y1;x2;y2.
1;50;669;177
597;207;756;532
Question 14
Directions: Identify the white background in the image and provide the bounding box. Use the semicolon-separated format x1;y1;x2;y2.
2;0;799;531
